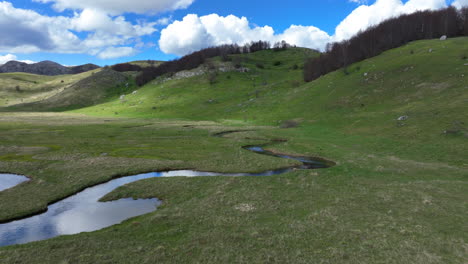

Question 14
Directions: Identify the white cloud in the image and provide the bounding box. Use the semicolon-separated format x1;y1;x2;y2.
0;54;17;64
159;14;331;56
349;0;368;4
97;46;136;59
334;0;447;41
278;25;331;51
0;1;81;54
34;0;194;15
0;2;160;59
0;54;35;64
452;0;468;8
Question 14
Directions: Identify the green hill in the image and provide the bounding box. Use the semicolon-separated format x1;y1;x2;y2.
0;71;95;107
1;68;135;111
77;38;467;163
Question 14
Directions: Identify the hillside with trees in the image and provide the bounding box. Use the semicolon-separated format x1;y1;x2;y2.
304;7;468;81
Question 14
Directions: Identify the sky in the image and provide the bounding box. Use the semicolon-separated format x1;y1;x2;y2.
1;0;467;66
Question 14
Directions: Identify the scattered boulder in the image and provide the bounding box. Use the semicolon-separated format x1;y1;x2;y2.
428;48;433;53
280;120;300;129
363;72;368;77
234;203;255;212
132;90;138;95
397;116;409;121
440;35;447;41
119;95;125;100
444;130;460;135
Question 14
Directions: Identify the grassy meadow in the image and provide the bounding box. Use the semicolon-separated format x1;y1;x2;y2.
0;38;466;263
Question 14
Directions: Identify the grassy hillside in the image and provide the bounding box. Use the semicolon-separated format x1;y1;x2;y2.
79;38;467;125
1;69;136;111
0;39;466;263
77;38;468;164
0;70;98;107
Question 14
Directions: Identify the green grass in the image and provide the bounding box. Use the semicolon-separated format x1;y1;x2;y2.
0;70;99;107
0;39;467;263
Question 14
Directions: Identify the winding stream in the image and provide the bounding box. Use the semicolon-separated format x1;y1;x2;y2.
0;174;29;192
0;136;334;247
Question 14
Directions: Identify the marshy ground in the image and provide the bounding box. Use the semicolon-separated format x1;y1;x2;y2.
0;112;466;263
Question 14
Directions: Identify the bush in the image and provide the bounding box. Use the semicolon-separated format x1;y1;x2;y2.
208;72;217;85
273;61;282;66
280;120;300;129
112;63;142;72
256;63;265;69
291;64;299;70
291;80;301;88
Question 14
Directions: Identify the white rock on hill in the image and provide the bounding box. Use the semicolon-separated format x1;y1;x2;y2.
440;35;447;41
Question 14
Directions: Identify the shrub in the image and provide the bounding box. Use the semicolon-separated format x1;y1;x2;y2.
256;63;265;69
273;61;282;66
112;63;142;72
280;120;300;129
208;72;217;85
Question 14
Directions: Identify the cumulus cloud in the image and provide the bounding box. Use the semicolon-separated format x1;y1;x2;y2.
34;0;194;15
0;1;80;53
452;0;468;8
0;54;35;64
70;8;157;47
0;54;16;64
0;1;160;59
159;14;331;56
97;46;136;59
334;0;447;41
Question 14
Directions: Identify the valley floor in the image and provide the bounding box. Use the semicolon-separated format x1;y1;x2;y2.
0;112;466;263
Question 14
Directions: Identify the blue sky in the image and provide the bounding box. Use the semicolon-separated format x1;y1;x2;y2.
0;0;465;66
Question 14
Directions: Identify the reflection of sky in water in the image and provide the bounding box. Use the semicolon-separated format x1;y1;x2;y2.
0;146;330;247
0;174;29;192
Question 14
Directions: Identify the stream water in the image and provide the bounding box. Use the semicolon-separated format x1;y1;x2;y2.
0;174;29;192
0;143;333;247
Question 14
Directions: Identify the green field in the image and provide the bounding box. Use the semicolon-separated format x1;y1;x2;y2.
0;38;467;263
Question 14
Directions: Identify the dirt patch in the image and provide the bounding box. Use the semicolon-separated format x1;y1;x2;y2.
386;156;465;171
0;146;49;155
234;203;256;212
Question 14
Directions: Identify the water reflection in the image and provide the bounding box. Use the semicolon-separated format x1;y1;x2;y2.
0;146;333;247
0;174;29;192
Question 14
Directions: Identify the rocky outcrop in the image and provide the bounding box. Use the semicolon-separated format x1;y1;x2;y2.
0;60;100;76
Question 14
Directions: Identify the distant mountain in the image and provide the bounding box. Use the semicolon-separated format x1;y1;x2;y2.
0;60;100;76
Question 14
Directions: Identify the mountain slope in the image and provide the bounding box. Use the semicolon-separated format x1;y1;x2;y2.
0;70;99;107
0;60;100;76
79;38;466;127
7;68;130;111
76;38;468;164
